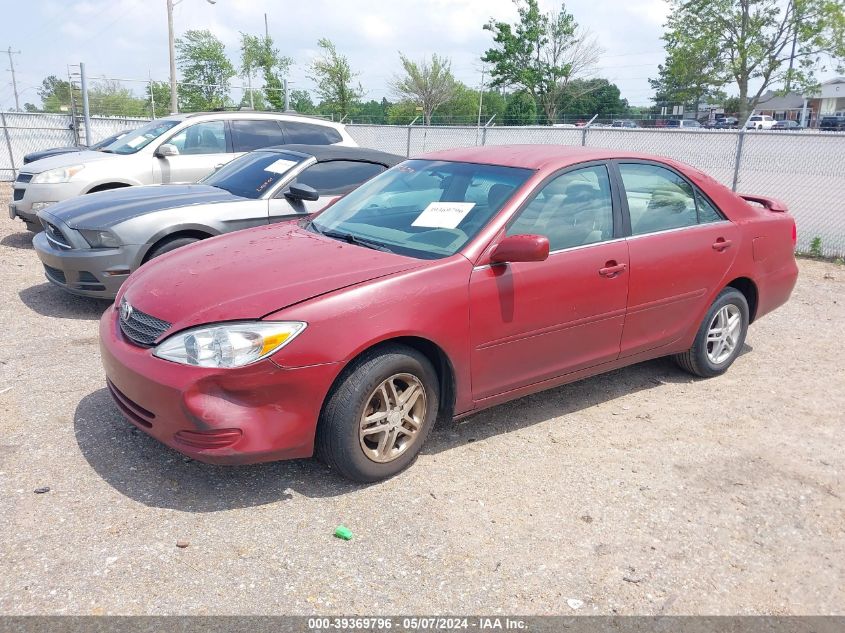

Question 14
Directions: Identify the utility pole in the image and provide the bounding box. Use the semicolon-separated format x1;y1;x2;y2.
476;66;485;145
6;47;21;111
79;62;91;146
284;78;290;111
167;0;179;114
264;13;269;39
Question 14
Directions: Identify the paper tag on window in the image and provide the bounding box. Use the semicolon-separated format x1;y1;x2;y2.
264;159;298;175
411;202;475;229
125;135;146;148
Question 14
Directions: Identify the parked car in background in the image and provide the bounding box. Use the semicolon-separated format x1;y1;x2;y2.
22;129;133;164
100;145;798;482
611;120;639;128
9;112;357;231
713;117;739;129
34;145;400;299
665;119;701;129
772;120;802;130
745;115;777;130
819;115;845;131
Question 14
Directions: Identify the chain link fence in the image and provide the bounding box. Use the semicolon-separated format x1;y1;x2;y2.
0;112;148;181
1;112;842;256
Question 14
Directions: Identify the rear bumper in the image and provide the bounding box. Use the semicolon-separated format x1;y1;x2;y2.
755;258;799;321
33;231;142;299
99;306;342;464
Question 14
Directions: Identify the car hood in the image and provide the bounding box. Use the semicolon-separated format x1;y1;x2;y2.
21;149;116;173
45;184;244;229
120;223;426;332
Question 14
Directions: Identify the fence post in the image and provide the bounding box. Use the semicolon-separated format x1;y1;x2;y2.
0;112;16;180
80;62;91;146
481;114;496;146
581;114;598;147
406;116;419;158
731;128;746;192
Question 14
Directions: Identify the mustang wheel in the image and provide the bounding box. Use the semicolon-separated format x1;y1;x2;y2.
674;288;749;378
316;344;439;482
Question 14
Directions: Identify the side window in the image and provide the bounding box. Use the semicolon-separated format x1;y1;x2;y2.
281;121;342;145
231;120;285;152
696;191;724;223
619;163;698;235
165;121;226;155
507;164;614;251
293;161;386;196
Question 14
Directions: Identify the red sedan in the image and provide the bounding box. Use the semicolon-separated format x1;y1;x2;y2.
99;145;798;482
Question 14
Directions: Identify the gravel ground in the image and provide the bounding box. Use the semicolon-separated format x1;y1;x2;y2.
0;181;843;616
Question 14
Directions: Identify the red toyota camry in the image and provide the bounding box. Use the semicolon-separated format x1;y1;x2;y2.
99;145;798;482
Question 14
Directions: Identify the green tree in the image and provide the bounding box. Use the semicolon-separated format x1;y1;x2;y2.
386;100;420;124
390;53;457;125
146;81;173;117
289;89;317;114
482;0;602;123
240;32;292;110
504;90;537;124
559;78;628;118
355;98;392;123
86;79;147;117
659;0;845;122
176;29;236;111
309;38;363;119
38;75;72;112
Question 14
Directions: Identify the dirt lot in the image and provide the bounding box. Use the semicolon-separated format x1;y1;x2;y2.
0;181;843;616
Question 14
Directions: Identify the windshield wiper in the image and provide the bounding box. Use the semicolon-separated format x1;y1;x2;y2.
313;224;393;253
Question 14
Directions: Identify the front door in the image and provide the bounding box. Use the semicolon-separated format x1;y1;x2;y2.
153;120;234;184
615;161;740;357
469;163;630;401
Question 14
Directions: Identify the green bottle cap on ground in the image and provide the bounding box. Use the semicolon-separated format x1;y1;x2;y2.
334;525;353;540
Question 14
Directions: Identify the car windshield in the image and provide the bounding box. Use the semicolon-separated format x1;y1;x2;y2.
308;159;533;260
103;119;181;155
90;130;129;151
201;150;306;199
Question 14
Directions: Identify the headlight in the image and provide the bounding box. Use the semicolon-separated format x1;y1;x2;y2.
31;201;57;212
79;228;120;249
154;321;307;368
31;164;85;184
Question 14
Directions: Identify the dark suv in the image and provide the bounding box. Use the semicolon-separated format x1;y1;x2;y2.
820;115;845;131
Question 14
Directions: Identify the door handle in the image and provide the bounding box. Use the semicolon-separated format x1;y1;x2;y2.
599;262;627;277
712;238;732;251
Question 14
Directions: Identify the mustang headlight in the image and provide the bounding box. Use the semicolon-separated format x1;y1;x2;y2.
154;321;307;368
31;164;85;184
79;228;120;248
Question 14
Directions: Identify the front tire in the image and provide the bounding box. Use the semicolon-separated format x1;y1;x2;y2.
316;345;439;482
144;236;201;263
674;288;749;378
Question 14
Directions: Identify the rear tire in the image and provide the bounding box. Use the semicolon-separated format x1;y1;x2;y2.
144;236;201;263
674;288;749;378
316;344;439;482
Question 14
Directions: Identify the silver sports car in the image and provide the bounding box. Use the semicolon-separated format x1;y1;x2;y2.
33;145;402;299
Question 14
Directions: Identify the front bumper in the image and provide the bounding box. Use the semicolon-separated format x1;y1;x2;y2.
33;231;143;299
99;306;342;465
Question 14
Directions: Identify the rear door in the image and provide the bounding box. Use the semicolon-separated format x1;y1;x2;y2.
615;160;739;358
469;162;630;400
153;120;232;184
270;160;388;222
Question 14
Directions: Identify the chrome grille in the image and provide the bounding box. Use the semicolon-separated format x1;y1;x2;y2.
43;222;71;249
119;300;171;346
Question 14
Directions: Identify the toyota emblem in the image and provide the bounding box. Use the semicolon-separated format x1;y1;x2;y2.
120;299;133;323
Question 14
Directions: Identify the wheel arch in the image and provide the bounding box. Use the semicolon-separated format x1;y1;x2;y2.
725;276;759;323
83;180;137;194
140;227;218;264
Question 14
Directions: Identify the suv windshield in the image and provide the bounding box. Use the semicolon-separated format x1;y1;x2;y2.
201;150;306;199
309;159;533;259
104;119;181;155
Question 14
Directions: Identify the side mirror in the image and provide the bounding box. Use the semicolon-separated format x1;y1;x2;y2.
155;143;179;158
285;183;320;202
490;234;550;264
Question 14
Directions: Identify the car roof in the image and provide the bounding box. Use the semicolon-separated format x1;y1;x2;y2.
155;111;347;129
419;144;678;171
259;144;404;166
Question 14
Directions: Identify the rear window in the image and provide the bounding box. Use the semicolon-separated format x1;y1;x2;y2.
231;119;286;152
281;121;342;144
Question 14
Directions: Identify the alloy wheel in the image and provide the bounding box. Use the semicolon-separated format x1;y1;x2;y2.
706;304;742;365
359;373;427;463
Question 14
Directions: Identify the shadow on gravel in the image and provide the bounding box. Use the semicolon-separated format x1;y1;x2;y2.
423;352;751;453
0;231;34;249
19;283;111;320
74;389;364;511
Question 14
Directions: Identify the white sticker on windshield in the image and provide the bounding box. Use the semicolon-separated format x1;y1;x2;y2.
411;202;475;229
125;135;146;148
264;159;298;175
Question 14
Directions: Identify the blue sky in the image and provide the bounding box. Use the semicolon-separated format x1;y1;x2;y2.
0;0;705;110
